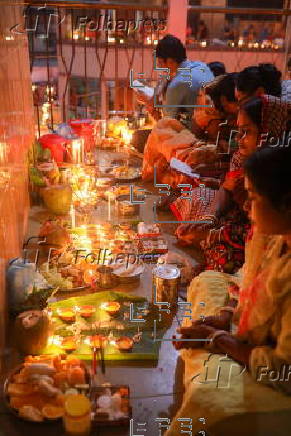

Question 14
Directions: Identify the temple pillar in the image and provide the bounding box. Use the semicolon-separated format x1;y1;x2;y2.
167;0;188;43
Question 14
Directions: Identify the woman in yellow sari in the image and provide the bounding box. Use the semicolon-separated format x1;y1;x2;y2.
174;145;291;394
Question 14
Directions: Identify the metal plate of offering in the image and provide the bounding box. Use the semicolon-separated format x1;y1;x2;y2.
95;177;113;191
111;261;145;284
152;265;180;304
111;166;141;183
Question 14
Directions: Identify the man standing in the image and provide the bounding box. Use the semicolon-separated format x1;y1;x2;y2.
154;34;214;128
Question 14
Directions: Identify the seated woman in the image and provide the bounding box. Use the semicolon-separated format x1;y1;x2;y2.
174;145;291;395
179;72;239;177
142;73;238;187
236;63;282;102
174;95;290;276
176;63;283;184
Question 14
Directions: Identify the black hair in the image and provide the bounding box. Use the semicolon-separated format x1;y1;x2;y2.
244;146;291;212
205;73;238;112
156;34;186;64
236;64;282;98
208;62;226;77
240;96;263;129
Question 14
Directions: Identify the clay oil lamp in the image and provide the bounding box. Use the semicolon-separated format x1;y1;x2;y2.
57;307;76;323
76;305;96;318
100;301;121;317
61;336;78;352
116;336;134;353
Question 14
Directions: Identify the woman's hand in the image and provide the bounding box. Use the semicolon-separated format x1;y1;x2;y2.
172;325;215;350
192;314;231;331
200;177;220;189
175;223;213;246
175;147;194;162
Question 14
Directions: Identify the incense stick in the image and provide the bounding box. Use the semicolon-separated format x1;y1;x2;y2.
100;339;106;375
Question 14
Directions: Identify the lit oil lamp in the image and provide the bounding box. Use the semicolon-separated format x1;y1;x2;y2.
61;336;78;352
57;307;76;323
76;305;96;318
100;301;121;316
86;335;107;349
116;336;134;352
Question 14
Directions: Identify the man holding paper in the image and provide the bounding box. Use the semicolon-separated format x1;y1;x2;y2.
136;34;213;129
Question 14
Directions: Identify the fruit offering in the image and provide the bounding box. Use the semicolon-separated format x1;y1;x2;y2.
6;355;89;423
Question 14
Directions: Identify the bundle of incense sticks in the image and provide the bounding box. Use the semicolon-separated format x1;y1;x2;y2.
92;347;98;375
91;335;106;375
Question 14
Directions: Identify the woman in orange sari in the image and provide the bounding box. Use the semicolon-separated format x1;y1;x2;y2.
142;73;238;188
174;95;290;276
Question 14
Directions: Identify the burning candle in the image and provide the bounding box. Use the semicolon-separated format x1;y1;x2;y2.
108;197;112;221
73;31;79;40
71;138;84;164
48;335;62;346
121;128;133;145
70;204;76;228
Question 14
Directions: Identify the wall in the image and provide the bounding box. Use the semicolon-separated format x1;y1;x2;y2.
56;42;286;119
0;2;34;357
58;44;286;79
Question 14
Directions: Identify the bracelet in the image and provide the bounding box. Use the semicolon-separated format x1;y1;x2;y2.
201;214;217;226
205;330;229;350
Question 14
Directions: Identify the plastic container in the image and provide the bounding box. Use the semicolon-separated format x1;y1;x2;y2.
39;134;68;164
63;394;92;436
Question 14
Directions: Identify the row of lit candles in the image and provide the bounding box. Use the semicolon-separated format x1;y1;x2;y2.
72;31;159;46
191;39;282;50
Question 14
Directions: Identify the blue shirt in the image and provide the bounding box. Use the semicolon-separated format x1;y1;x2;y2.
163;60;214;128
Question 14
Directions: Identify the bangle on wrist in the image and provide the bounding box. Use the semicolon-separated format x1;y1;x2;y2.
201;214;217;226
